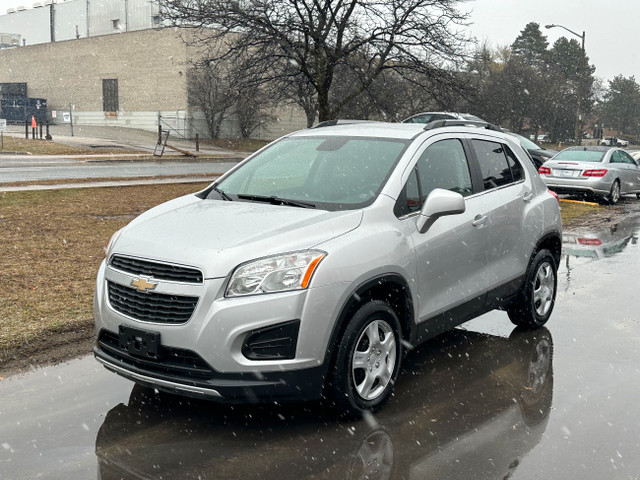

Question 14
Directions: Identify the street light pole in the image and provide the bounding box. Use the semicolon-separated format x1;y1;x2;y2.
545;24;586;145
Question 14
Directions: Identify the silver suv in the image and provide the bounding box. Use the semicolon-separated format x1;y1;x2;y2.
93;121;562;414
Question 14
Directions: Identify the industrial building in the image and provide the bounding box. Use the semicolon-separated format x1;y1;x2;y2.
0;0;162;46
0;1;306;139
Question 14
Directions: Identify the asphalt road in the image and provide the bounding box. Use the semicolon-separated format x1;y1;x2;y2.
0;157;238;184
1;200;640;480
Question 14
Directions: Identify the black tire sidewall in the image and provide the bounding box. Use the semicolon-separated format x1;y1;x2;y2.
330;300;402;413
609;180;620;204
509;249;557;328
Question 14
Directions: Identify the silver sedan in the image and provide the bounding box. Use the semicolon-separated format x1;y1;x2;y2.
539;146;640;204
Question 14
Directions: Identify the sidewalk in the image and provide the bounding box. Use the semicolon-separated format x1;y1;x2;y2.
2;124;251;158
0;176;219;192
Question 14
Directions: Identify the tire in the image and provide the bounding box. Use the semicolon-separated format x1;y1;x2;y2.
328;300;402;415
607;180;621;205
507;249;557;329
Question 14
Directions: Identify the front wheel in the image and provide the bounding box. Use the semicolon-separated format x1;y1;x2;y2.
328;300;402;415
507;249;557;329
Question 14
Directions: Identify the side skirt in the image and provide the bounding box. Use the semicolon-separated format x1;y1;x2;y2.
414;275;525;345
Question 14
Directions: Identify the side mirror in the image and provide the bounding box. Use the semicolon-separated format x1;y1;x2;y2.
416;188;465;234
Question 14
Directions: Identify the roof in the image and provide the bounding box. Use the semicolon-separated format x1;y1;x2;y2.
292;120;509;141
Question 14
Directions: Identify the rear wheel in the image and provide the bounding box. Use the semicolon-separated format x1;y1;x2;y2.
507;249;557;329
328;300;402;415
607;180;621;204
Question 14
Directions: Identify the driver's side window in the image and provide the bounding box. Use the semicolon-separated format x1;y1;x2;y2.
395;139;473;217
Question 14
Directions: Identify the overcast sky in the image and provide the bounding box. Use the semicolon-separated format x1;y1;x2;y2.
0;0;636;84
466;0;639;84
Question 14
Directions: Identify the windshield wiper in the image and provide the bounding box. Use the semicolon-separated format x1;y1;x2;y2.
236;194;316;208
211;184;233;201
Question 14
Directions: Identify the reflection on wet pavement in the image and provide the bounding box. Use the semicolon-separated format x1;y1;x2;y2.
95;328;553;480
561;208;640;290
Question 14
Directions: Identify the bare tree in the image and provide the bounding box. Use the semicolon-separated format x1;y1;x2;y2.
188;61;238;139
236;82;275;138
160;0;471;122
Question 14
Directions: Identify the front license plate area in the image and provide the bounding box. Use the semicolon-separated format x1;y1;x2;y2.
118;325;161;359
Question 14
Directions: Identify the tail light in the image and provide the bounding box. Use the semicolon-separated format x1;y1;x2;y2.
582;169;607;177
578;238;602;246
539;166;551;175
548;189;559;202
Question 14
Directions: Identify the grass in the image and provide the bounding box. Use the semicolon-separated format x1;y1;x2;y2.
0;183;210;356
0;135;144;155
558;198;603;224
0;186;598;368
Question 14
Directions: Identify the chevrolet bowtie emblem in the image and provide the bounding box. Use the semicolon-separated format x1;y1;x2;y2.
130;277;158;293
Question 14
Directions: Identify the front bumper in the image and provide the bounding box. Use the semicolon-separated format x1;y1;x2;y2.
93;258;348;402
94;346;326;402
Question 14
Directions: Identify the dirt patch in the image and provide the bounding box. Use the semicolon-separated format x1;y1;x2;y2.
0;182;210;378
0;321;94;378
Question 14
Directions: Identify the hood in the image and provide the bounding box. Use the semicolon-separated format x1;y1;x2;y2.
529;147;558;158
111;195;363;278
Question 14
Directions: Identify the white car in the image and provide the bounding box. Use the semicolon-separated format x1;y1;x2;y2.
600;137;629;147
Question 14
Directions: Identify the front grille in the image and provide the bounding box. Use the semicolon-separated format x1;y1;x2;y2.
110;255;203;283
98;330;214;380
107;281;198;324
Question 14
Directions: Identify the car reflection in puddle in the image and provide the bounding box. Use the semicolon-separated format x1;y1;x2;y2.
95;327;553;480
563;222;639;261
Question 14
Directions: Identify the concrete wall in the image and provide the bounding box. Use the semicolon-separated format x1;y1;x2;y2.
0;26;308;138
0;28;188;119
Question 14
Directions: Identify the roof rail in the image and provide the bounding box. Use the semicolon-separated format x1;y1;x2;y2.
312;119;377;129
423;119;503;132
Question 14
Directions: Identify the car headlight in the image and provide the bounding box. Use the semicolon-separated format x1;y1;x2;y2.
104;228;123;257
226;250;325;297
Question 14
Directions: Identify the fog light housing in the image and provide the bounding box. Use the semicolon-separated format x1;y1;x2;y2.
241;320;300;360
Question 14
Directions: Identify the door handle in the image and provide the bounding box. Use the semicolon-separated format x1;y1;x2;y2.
523;191;534;202
472;215;488;228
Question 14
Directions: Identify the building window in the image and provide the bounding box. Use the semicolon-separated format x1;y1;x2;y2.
102;79;119;112
112;19;120;30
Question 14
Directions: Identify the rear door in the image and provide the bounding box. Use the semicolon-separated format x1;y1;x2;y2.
468;137;538;302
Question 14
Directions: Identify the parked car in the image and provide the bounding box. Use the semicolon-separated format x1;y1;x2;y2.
507;132;558;169
600;136;629;147
539;146;640;204
530;134;549;142
629;150;640;162
402;111;486;124
94;120;561;414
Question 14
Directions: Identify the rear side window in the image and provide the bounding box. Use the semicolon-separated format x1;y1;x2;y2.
505;146;525;182
611;150;635;165
472;140;523;190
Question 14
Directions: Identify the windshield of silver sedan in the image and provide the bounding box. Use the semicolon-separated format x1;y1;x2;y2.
210;136;410;210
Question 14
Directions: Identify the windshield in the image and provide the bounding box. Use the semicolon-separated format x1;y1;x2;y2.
214;136;410;210
553;149;605;163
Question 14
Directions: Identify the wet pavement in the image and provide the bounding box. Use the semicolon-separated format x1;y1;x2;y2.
1;200;640;480
0;159;238;185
